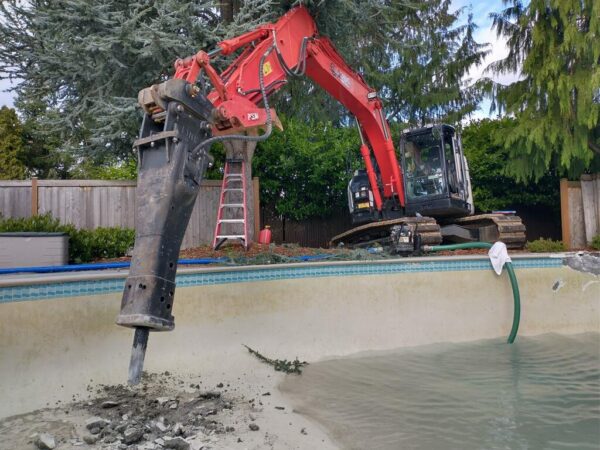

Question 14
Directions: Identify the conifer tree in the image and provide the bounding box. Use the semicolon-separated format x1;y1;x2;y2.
489;0;600;181
0;107;26;179
0;0;223;158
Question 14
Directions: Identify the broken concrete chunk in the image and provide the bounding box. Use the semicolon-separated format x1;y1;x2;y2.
102;434;117;444
101;400;120;409
198;391;220;400
123;427;144;444
153;416;169;433
140;444;157;450
564;253;600;276
85;416;110;430
163;436;190;450
172;423;184;436
197;407;217;417
34;433;56;450
156;397;172;406
83;434;99;445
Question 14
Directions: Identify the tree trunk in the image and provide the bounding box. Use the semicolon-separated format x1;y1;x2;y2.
588;139;600;155
220;0;234;23
232;0;242;17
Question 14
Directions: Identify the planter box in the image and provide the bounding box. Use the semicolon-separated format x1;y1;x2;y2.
0;233;68;268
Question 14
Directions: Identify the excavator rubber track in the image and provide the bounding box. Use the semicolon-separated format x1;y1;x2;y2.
330;216;442;249
329;213;527;251
450;214;527;249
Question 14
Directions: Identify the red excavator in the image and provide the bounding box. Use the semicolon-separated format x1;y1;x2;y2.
117;6;526;383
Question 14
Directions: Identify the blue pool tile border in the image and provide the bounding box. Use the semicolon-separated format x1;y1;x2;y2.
0;257;563;304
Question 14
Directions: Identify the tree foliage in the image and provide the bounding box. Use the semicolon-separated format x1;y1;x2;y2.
461;118;559;212
0;0;489;169
274;0;490;126
252;115;361;220
0;0;223;158
0;107;26;179
488;0;600;181
16;99;76;179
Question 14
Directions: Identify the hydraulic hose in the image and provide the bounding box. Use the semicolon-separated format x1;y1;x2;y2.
424;242;520;344
191;45;276;154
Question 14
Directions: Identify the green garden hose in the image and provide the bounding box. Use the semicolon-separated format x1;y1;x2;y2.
424;242;520;344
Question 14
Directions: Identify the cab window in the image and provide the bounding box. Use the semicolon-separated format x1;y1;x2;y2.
403;133;445;200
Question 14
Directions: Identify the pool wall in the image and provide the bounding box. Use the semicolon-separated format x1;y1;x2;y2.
1;254;598;418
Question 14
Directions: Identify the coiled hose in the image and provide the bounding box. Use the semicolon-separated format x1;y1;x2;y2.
424;242;520;344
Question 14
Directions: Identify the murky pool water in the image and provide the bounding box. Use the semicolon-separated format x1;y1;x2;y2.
280;333;600;450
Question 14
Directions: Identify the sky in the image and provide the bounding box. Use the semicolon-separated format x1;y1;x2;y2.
452;0;522;118
0;0;519;116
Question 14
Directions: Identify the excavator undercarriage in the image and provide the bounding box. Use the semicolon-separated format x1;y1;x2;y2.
330;213;527;253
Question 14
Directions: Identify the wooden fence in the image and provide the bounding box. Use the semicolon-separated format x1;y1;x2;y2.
561;174;600;249
260;208;354;248
0;178;260;249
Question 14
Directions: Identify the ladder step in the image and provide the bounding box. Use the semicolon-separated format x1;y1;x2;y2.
214;158;248;251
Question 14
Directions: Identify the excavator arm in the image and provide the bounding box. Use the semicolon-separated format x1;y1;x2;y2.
165;6;405;206
118;6;406;383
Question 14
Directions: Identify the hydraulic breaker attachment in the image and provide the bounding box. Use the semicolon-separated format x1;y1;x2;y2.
116;78;216;384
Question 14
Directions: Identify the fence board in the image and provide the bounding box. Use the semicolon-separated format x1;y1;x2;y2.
0;179;254;249
0;186;31;219
260;208;353;248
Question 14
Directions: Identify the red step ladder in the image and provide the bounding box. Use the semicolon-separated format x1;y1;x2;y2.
213;159;249;250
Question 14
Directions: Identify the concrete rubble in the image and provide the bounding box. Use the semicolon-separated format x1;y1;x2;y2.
67;373;238;449
34;433;56;449
5;373;265;449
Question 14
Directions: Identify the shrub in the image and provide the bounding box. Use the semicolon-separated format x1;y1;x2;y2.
0;213;134;263
591;235;600;251
88;227;135;260
525;238;565;253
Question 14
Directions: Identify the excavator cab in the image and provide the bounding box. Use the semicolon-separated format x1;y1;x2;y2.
400;124;474;219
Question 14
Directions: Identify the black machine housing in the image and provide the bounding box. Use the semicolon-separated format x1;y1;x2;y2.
348;124;474;225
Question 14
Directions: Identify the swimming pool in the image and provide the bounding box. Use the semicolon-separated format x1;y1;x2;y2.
281;332;600;450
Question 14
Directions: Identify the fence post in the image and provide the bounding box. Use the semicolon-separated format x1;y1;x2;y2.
253;177;260;239
31;177;39;217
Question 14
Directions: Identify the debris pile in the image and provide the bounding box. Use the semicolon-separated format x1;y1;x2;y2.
75;375;235;449
13;372;255;450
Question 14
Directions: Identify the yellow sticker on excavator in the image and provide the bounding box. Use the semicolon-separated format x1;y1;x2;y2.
263;62;272;76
